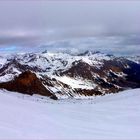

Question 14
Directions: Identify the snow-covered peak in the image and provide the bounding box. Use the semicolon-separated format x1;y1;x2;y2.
125;56;140;64
0;50;120;77
78;50;101;56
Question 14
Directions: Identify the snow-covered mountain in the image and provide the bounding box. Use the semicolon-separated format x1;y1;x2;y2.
0;51;140;99
125;56;140;64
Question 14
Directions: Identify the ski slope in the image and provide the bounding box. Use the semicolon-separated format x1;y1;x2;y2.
0;89;140;139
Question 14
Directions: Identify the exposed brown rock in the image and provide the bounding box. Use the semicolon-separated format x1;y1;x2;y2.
0;71;58;100
74;88;102;96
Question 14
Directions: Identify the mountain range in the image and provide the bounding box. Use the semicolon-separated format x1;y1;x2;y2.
0;50;140;99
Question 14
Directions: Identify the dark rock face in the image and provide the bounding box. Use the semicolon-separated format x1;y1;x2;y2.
60;58;140;94
0;71;58;100
74;88;102;96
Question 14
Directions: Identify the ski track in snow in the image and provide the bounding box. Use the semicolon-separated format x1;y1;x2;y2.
0;88;140;139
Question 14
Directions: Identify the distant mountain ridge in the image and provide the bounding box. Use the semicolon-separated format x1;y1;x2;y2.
0;50;140;99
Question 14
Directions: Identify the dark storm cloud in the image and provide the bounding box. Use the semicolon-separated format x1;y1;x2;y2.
0;1;140;55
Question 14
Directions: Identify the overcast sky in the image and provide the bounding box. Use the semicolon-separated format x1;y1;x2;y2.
0;1;140;55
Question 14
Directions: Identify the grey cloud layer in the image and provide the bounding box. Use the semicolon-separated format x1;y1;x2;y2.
0;1;140;55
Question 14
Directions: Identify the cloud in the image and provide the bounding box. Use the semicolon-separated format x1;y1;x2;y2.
0;1;140;55
39;36;140;56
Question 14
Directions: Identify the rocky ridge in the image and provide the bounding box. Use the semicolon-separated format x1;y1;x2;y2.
0;51;140;99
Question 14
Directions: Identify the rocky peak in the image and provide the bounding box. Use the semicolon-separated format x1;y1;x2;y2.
42;50;48;54
78;50;101;56
0;71;58;100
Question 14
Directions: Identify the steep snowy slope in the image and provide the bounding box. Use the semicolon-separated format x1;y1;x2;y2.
126;56;140;64
0;88;140;139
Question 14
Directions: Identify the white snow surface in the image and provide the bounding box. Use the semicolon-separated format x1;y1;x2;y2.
0;88;140;139
53;75;96;89
0;56;7;68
